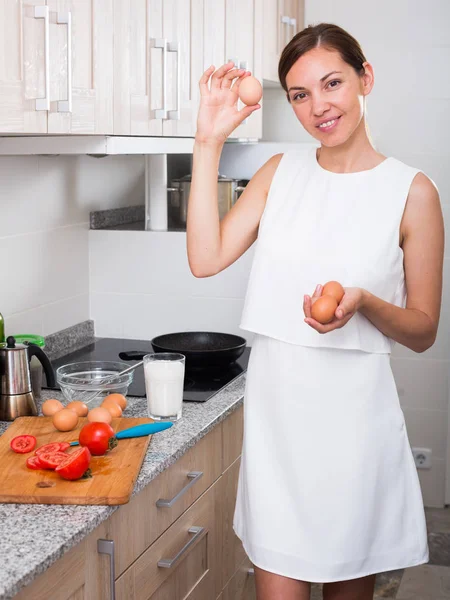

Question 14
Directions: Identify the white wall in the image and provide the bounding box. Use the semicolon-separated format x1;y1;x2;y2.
0;155;144;337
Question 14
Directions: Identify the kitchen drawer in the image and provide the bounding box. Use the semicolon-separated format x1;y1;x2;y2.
222;556;256;600
115;477;222;600
222;405;244;471
110;423;222;577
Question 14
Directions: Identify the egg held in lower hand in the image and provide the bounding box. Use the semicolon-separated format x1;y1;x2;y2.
310;295;338;324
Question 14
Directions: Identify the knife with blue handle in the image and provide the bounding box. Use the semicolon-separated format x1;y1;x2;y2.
69;421;173;446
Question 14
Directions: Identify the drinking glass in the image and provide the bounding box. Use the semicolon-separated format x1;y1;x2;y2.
143;353;185;421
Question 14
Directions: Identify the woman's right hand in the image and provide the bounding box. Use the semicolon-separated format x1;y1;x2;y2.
195;61;261;145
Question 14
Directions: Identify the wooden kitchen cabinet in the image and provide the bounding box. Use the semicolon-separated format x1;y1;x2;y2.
221;556;256;600
0;0;48;133
46;0;114;134
226;0;263;140
113;0;197;137
263;0;304;84
0;0;114;135
14;521;112;600
116;477;222;599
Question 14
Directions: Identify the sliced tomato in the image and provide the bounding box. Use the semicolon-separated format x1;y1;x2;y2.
26;455;44;470
37;451;69;470
58;442;71;452
10;435;37;454
55;447;91;481
35;442;64;456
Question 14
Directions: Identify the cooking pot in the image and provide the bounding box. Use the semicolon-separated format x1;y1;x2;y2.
168;174;248;226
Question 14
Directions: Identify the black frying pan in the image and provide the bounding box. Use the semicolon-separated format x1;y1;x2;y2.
119;331;247;370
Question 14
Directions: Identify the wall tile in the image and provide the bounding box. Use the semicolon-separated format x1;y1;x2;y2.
4;308;43;338
41;294;90;337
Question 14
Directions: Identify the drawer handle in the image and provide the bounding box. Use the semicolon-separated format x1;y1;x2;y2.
248;567;255;575
97;539;115;600
156;471;203;508
157;526;205;569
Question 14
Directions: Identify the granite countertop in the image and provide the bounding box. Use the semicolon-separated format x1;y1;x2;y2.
0;375;246;600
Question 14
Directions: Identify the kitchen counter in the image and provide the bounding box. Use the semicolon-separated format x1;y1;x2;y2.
0;374;246;600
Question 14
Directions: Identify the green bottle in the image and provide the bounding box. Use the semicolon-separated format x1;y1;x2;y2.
0;312;4;344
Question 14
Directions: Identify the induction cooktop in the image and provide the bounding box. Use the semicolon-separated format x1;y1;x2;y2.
46;338;251;402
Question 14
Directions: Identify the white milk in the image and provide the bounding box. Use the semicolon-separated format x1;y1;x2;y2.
144;359;185;419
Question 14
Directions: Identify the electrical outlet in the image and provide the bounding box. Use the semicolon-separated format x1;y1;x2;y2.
411;447;432;469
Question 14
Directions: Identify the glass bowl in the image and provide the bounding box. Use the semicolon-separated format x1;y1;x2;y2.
56;361;134;407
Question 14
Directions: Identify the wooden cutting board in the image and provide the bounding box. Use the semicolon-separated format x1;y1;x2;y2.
0;416;154;505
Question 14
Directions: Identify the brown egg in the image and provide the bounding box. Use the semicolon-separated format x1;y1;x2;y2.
103;393;127;410
322;281;345;304
52;408;78;432
102;400;123;418
87;406;112;425
311;295;338;324
238;76;263;106
42;399;64;416
66;401;89;417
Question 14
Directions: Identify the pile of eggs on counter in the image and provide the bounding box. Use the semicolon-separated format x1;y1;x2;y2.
41;394;127;432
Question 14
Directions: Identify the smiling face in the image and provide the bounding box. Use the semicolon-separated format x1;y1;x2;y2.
285;46;373;147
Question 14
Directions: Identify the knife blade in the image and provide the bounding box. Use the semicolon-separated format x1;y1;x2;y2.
69;421;173;446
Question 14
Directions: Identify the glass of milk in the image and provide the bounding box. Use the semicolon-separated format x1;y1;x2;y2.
143;353;185;421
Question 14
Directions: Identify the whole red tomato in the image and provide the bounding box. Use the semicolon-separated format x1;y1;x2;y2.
78;422;117;456
55;447;91;480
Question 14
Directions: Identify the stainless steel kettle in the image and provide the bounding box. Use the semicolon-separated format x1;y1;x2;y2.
0;336;56;421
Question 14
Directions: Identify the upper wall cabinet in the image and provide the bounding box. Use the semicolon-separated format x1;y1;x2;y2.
0;0;48;133
263;0;304;84
0;0;265;139
225;0;263;139
0;0;114;134
47;0;114;133
113;0;196;137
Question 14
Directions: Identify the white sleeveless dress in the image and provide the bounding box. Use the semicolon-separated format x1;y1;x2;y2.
233;146;430;583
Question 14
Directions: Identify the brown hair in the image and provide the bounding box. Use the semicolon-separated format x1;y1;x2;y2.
278;23;367;96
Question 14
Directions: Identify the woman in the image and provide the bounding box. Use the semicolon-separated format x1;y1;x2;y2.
187;23;444;600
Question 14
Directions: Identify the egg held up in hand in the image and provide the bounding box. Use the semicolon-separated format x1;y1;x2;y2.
238;76;262;106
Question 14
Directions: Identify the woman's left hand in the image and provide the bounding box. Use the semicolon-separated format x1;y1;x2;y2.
303;286;365;334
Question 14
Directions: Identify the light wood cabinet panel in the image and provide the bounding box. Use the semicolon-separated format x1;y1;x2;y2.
0;0;47;133
113;0;163;136
222;404;243;471
222;556;256;600
46;0;114;134
222;457;247;585
115;478;222;600
14;521;111;600
109;423;222;577
226;0;263;140
263;0;304;84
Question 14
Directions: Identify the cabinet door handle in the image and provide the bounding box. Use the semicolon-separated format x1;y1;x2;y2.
281;14;291;46
167;42;180;120
34;6;50;111
57;11;72;113
228;57;239;68
157;526;205;568
151;38;168;119
289;17;297;38
248;567;255;575
156;471;203;508
97;539;116;600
